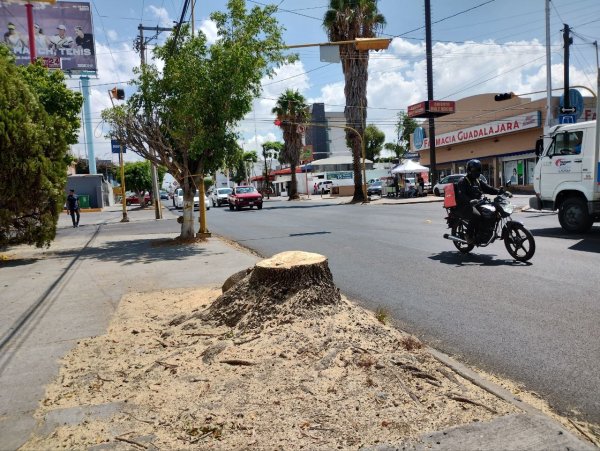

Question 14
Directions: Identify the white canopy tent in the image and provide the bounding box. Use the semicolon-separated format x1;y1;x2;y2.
391;160;429;174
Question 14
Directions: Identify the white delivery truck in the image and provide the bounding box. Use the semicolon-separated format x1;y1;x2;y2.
529;119;599;232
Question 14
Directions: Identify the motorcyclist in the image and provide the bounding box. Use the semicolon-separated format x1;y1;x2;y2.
455;159;507;244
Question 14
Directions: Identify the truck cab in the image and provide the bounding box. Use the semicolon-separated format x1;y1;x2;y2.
530;120;599;232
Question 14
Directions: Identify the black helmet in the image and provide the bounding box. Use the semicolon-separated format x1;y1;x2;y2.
466;159;482;179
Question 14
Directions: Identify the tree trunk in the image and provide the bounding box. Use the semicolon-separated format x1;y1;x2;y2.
204;251;342;331
289;163;299;200
180;178;195;239
341;45;368;203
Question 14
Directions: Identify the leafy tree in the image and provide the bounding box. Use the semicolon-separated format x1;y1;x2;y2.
231;150;257;185
364;124;385;162
323;0;385;202
396;112;419;155
75;158;89;174
0;48;82;248
383;113;420;163
383;142;403;161
102;0;292;239
243;151;258;184
272;89;309;200
116;161;165;207
261;141;282;198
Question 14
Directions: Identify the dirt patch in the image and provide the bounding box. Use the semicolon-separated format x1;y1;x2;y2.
24;284;521;449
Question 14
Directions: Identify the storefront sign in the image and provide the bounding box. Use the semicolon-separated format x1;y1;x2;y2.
415;111;541;151
407;102;426;118
327;171;353;180
428;100;455;114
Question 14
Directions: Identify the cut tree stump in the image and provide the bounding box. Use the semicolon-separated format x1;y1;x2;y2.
204;251;341;331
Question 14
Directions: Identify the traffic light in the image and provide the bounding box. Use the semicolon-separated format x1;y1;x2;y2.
111;87;125;100
274;119;281;126
494;92;513;101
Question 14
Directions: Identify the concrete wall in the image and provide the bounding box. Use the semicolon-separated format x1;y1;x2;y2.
66;174;105;208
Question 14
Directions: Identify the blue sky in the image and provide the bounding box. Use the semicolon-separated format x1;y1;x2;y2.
57;0;600;162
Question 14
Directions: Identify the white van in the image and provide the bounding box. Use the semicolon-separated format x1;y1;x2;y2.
530;120;599;232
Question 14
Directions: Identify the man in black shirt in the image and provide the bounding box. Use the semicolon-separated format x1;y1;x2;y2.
455;159;502;243
66;189;80;228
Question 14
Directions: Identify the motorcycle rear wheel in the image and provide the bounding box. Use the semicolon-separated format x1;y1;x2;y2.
451;223;474;254
504;223;535;262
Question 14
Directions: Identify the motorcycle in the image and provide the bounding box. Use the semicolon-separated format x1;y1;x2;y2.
443;193;536;262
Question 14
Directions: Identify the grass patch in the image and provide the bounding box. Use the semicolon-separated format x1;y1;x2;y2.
375;307;390;324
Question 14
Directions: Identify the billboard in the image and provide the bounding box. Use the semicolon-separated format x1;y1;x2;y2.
0;1;97;73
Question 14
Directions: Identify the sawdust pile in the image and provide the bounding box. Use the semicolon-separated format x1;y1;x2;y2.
23;252;519;450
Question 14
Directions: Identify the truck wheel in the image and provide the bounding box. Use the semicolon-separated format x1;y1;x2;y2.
559;197;592;233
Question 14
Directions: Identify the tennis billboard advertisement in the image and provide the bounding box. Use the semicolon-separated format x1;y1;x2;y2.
1;1;97;72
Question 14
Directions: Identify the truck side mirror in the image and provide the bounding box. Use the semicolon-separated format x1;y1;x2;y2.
535;138;544;157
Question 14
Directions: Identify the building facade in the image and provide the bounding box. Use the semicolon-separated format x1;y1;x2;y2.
306;103;353;161
412;93;596;190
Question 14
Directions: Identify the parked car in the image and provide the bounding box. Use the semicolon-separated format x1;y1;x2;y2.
209;187;233;207
125;192;151;206
317;180;333;194
228;186;263;211
159;190;169;200
173;188;210;210
433;174;487;197
367;181;383;196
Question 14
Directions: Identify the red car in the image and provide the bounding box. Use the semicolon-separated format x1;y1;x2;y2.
228;186;263;211
125;192;151;206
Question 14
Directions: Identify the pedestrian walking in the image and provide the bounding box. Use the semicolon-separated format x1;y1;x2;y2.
66;189;80;228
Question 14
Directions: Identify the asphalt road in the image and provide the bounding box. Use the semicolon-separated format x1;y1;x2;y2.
179;197;600;423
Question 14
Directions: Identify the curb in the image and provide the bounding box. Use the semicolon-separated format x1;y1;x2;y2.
427;347;594;446
62;208;103;213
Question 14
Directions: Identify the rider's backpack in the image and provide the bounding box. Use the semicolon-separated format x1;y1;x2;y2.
443;183;457;208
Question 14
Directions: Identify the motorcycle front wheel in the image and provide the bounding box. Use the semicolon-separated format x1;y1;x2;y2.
451;223;474;254
504;223;535;262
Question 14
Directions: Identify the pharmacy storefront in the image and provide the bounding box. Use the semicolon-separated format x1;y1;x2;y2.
413;93;597;190
415;110;541;188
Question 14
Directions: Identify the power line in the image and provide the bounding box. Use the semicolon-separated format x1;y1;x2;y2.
388;0;496;39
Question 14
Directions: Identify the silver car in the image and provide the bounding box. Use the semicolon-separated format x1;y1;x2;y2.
433;174;487;197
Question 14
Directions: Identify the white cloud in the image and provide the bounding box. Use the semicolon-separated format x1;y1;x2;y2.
147;5;173;28
106;30;118;42
68;40;141;162
239;61;312;151
200;19;218;44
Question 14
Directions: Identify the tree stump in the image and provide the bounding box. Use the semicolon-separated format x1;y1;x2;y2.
205;251;341;331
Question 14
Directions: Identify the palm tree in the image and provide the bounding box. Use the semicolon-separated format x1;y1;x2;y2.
272;89;309;200
323;0;385;202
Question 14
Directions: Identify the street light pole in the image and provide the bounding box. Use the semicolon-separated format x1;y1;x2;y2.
137;24;172;220
119;143;129;223
108;89;129;223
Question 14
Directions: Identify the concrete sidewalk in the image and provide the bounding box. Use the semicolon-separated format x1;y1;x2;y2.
0;204;595;450
287;193;532;210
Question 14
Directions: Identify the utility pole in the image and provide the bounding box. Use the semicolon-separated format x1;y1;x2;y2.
563;24;572;111
424;0;437;185
136;25;172;219
545;0;552;127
